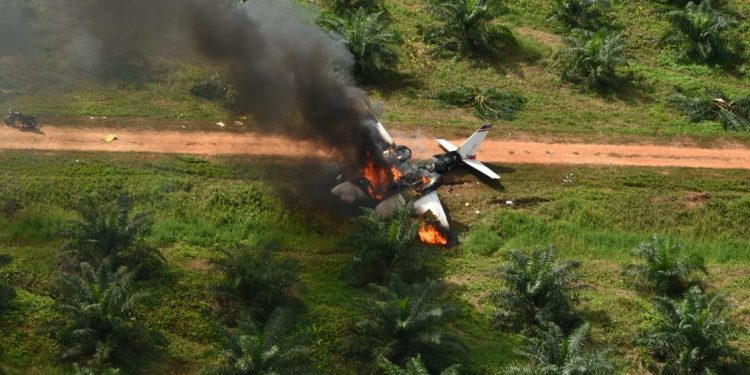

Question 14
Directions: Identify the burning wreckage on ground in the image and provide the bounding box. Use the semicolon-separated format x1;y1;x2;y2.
331;119;500;246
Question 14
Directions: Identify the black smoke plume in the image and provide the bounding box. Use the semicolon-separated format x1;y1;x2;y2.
189;0;387;166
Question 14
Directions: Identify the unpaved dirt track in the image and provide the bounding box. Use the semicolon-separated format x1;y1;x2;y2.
2;126;750;170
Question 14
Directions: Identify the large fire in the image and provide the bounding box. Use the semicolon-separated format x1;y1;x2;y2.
361;159;401;200
418;224;448;246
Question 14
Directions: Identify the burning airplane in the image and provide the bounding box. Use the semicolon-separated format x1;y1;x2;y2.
332;119;499;245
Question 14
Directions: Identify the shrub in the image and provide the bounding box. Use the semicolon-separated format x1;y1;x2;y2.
0;254;15;311
190;73;239;108
379;355;462;375
549;0;612;31
490;247;583;332
503;322;614;375
435;86;526;120
324;0;388;16
321;10;402;82
343;207;441;287
204;308;316;375
61;195;164;280
555;29;629;91
663;0;742;66
637;287;743;374
422;0;515;56
347;276;465;374
54;261;162;370
622;237;707;297
668;89;750;131
210;242;300;321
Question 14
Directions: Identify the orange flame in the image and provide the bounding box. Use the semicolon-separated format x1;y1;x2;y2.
418;224;448;246
361;159;402;200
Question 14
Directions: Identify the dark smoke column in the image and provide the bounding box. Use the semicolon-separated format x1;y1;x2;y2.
190;0;388;166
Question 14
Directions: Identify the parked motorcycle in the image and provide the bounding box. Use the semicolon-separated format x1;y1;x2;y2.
5;110;37;129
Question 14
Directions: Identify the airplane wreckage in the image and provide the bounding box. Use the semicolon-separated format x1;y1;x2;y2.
331;118;500;245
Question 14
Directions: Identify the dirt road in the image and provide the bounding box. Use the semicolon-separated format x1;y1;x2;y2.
2;125;750;170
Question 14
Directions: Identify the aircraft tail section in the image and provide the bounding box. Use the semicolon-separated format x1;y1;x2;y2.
457;124;491;160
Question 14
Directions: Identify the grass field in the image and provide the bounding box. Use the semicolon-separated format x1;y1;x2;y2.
0;150;748;374
1;0;749;144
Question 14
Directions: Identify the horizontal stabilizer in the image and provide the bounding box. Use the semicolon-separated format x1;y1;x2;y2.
331;182;368;203
435;139;458;152
464;159;500;180
375;193;406;218
413;191;449;229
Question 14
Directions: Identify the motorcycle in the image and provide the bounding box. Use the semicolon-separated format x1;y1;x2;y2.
5;110;37;129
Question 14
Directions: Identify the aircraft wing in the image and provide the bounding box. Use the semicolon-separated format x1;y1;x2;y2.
435;139;458;152
413;191;449;229
463;159;501;180
375;121;395;145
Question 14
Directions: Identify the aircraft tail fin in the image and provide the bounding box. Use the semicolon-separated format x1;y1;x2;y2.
457;124;492;160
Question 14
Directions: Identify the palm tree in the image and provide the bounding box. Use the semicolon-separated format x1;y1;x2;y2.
347;276;465;374
62;195;163;279
621;237;707;297
210;243;299;321
0;255;15;311
555;29;629;91
54;261;161;370
343;207;440;287
205;308;316;375
422;0;515;56
668;88;750;131
490;247;583;332
503;322;614;375
379;355;462;375
321;9;402;82
637;286;742;374
663;0;742;66
548;0;612;31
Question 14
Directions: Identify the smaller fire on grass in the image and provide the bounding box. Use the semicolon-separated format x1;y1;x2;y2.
418;224;448;246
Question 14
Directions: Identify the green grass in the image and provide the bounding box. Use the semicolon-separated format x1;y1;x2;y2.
0;151;748;374
1;0;749;144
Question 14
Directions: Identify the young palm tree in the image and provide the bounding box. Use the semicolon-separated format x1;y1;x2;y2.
321;9;402;82
622;237;707;297
549;0;612;31
379;355;462;375
343;207;440;287
205;308;316;375
555;29;629;91
347;276;465;374
503;322;614;375
637;286;742;374
62;195;163;279
54;261;160;370
490;247;583;332
663;0;741;66
435;86;526;120
422;0;515;56
668;88;750;131
210;243;299;321
0;255;15;311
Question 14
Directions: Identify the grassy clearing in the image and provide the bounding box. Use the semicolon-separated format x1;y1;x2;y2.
0;151;748;374
1;1;749;144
